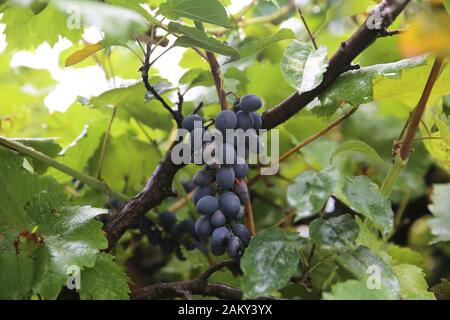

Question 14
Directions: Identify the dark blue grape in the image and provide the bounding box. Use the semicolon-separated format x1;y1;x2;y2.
161;239;176;254
193;185;215;204
196;195;219;216
232;224;252;247
227;236;243;258
158;211;177;230
211;241;226;256
182;114;203;132
251;112;262;130
195;215;213;237
169;223;183;241
211;210;226;227
233;162;249;179
215;110;237;132
193;169;214;187
179;219;196;238
219;192;241;219
236;111;254;130
233;180;249;205
240;94;262;112
211;226;231;247
182;179;196;193
216;167;235;190
147;228;163;245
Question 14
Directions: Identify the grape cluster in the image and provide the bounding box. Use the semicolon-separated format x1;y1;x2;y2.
182;94;263;258
138;211;207;260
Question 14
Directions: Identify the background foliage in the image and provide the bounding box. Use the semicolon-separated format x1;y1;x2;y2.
0;0;449;300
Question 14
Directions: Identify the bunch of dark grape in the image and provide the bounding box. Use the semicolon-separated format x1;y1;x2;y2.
181;94;264;258
138;211;207;260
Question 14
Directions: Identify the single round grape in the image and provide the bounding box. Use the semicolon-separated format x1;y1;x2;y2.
233;180;249;205
147;228;163;245
240;94;262;112
196;195;219;216
227;236;243;258
192;185;215;204
251;112;262;130
195;215;213;237
182;179;196;193
216;167;235;190
182;114;203;132
169;223;183;241
211;210;226;227
219;192;241;219
232;224;252;247
215;110;237;132
193;169;214;187
211;241;226;256
178;219;196;238
236;111;254;130
158;211;177;230
233;162;249;179
211;226;231;247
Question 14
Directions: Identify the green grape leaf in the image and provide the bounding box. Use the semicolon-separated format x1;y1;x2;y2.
90;81;174;130
159;0;232;28
231;29;296;62
323;277;397;300
386;244;424;269
241;228;300;299
87;134;160;195
336;176;394;235
445;0;450;14
52;0;148;42
421;107;450;173
281;40;329;94
0;148;108;299
287;167;339;219
310;214;360;250
428;183;450;243
80;253;130;300
314;55;428;116
169;22;237;56
179;68;214;87
2;5;82;51
392;264;435;300
336;246;401;298
331;140;384;166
